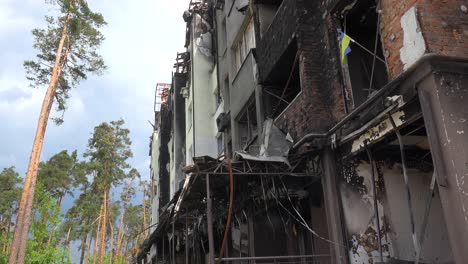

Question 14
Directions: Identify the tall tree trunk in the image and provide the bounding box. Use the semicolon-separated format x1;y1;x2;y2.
79;230;88;264
61;227;71;263
85;233;92;264
93;205;104;264
78;219;88;264
9;12;71;264
98;187;109;264
108;223;114;264
4;209;13;255
116;179;133;258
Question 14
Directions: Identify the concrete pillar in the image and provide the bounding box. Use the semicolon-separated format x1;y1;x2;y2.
418;71;468;264
321;148;348;264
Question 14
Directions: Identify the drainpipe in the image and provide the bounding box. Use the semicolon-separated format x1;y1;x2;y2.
191;14;196;158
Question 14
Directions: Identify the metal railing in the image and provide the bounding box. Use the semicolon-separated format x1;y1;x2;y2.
216;254;332;264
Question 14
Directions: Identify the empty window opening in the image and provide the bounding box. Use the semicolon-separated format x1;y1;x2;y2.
262;41;300;118
237;99;258;150
338;0;389;108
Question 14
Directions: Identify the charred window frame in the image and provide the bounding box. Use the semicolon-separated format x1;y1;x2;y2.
262;40;301;119
334;0;389;109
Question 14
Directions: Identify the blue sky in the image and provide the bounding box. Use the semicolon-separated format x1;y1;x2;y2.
0;0;188;182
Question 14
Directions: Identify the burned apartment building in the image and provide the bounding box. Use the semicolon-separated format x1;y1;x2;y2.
138;0;468;263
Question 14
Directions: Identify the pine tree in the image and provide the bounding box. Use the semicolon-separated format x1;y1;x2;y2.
11;1;106;263
84;119;133;264
115;169;139;260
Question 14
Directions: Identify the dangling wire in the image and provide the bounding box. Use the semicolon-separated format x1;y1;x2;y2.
368;0;382;96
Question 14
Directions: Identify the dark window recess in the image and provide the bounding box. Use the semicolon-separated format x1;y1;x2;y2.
262;41;300;118
216;112;230;132
339;0;389;107
237;100;258;149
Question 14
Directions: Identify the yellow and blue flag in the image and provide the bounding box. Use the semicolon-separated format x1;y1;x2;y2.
340;31;351;63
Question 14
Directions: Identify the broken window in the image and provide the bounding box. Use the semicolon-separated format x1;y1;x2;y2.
234;17;256;73
236;99;257;150
262;40;301;118
337;0;389;108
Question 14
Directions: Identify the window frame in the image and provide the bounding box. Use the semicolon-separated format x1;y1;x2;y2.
234;17;256;73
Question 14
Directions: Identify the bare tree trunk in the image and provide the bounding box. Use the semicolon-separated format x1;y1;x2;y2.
9;12;71;264
61;227;71;263
108;223;114;264
116;179;133;258
85;233;92;264
98;187;109;264
93;205;104;264
79;230;88;264
4;209;13;254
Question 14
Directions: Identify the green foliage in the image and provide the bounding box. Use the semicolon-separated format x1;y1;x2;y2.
85;119;133;190
62;184;100;243
24;0;107;124
0;167;22;215
123;204;144;248
37;149;86;200
0;167;21;257
25;184;71;264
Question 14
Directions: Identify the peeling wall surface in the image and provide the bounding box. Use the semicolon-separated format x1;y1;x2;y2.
341;161;453;263
399;7;426;71
351;111;405;154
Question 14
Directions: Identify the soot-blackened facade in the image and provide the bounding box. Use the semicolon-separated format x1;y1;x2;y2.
138;1;468;264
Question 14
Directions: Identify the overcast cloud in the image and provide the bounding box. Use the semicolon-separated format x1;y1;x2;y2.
0;0;189;183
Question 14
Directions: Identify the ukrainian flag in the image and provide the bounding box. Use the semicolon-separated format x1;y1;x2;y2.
340;31;351;63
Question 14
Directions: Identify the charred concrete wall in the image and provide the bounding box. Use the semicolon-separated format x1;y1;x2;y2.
158;100;172;209
255;0;346;142
380;0;468;78
340;160;453;263
171;72;187;197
